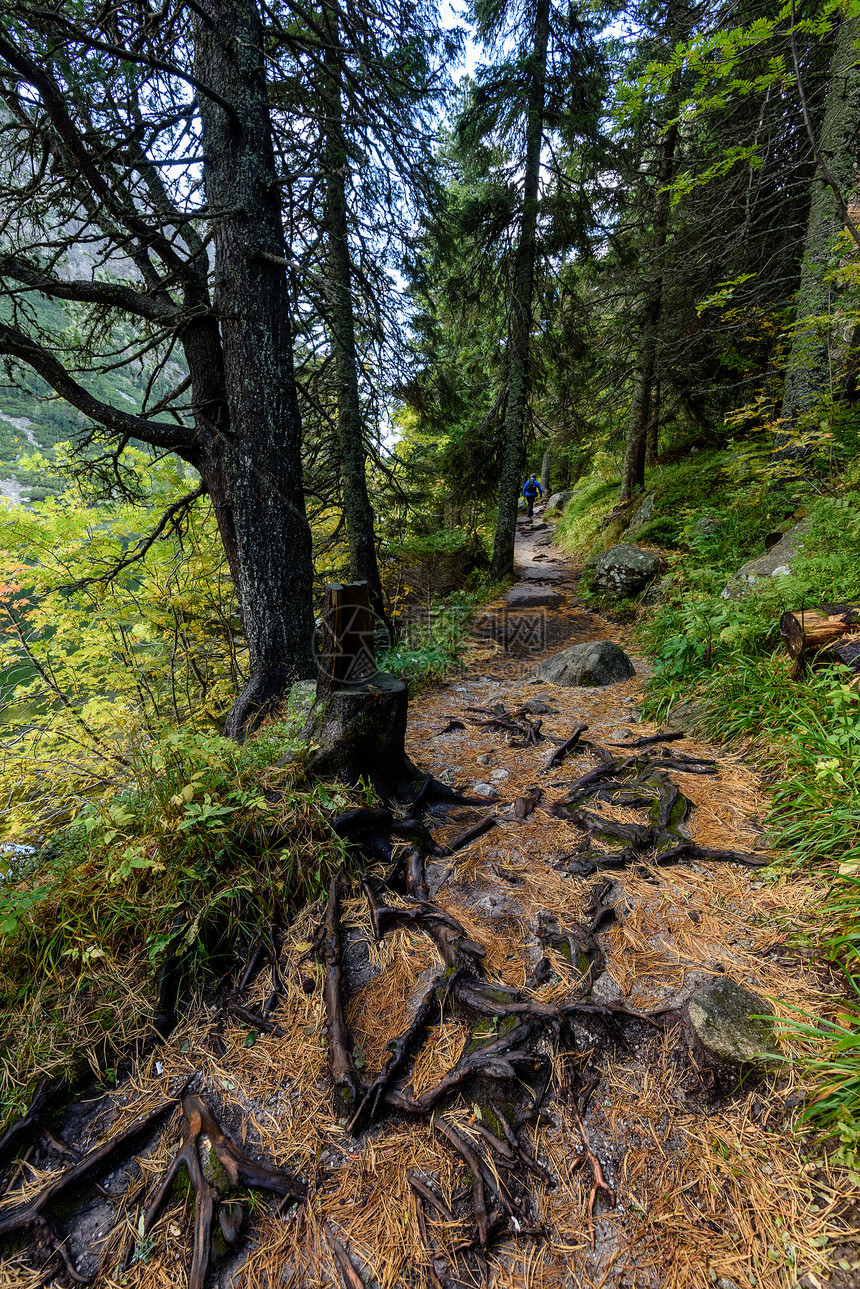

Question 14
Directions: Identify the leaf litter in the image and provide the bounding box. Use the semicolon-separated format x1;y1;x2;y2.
1;542;858;1287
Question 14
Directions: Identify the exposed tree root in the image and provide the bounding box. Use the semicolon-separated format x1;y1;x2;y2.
543;722;589;771
143;1093;305;1289
324;880;361;1116
0;1078;66;1174
443;815;497;854
0;711;770;1284
572;1104;616;1248
309;837;622;1255
325;1222;366;1289
607;729;685;750
0;1098;174;1238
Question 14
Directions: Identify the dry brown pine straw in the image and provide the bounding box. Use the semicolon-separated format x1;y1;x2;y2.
4;618;860;1288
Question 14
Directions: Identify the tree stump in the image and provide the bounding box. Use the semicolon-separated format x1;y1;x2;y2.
304;582;420;798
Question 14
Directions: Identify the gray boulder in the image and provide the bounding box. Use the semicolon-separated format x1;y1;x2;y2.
722;520;811;600
535;640;635;687
666;698;704;734
517;497;528;514
505;584;563;609
622;491;656;539
640;573;674;607
685;978;776;1085
546;491;574;512
593;543;660;598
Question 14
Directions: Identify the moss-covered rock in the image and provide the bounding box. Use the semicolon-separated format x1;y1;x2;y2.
685;978;776;1090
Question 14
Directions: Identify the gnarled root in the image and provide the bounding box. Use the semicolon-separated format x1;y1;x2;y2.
324;880;361;1116
144;1093;305;1289
0;1099;174;1238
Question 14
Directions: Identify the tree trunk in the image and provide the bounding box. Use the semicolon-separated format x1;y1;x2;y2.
322;8;388;625
647;377;661;461
194;0;316;737
778;9;860;435
540;449;551;497
490;0;551;581
621;65;680;503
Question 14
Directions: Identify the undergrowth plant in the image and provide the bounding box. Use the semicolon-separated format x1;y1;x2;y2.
637;484;860;1163
0;453;246;841
0;723;361;1133
380;586;501;689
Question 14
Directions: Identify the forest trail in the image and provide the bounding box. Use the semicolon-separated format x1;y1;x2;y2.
2;513;860;1289
389;510;860;1288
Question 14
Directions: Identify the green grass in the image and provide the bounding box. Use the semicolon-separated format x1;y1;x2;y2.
557;448;860;1165
628;484;860;1163
380;583;504;690
0;721;361;1130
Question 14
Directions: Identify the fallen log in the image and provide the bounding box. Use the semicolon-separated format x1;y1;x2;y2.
780;603;860;677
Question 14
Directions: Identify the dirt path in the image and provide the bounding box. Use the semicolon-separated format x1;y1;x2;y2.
393;513;860;1288
1;514;858;1289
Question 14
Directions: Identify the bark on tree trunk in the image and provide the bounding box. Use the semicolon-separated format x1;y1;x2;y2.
193;0;316;738
778;9;860;438
647;377;661;462
322;7;388;625
540;449;551;497
621;63;680;504
490;0;551;581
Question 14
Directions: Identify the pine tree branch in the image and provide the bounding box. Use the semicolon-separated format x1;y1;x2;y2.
0;256;178;322
0;322;197;452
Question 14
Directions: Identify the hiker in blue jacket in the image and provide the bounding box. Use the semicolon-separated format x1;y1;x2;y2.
522;473;542;518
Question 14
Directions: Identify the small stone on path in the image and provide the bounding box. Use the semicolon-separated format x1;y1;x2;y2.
591;972;625;1006
522;697;559;714
473;782;499;799
686;977;776;1070
518;566;564;582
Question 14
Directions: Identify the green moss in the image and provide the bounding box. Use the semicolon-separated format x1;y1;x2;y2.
633;516;681;548
200;1137;231;1192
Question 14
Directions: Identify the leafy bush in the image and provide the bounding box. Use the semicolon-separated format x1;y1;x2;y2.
0;453;246;840
381;592;475;688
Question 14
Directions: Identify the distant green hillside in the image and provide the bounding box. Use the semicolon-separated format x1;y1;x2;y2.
0;290;183;504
